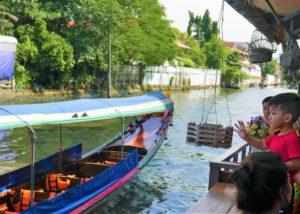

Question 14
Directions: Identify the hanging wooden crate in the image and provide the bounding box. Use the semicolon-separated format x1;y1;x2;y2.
186;122;198;144
186;123;233;148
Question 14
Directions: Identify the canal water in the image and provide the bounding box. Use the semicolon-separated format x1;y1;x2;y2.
0;87;297;213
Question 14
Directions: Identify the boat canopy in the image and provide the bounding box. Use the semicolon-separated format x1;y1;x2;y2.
0;92;173;131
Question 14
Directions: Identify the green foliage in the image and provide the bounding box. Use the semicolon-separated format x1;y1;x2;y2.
14;63;31;89
0;0;180;89
203;35;228;69
258;60;277;77
184;36;206;67
222;51;248;85
117;0;178;65
172;29;206;68
187;9;219;47
38;32;75;88
187;11;194;36
14;18;75;88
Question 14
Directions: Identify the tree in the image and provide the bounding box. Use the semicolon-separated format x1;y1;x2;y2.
187;11;194;36
117;0;178;65
0;0;181;89
203;35;228;69
172;28;206;68
186;9;219;47
202;10;212;42
194;16;203;45
259;60;277;77
222;51;247;85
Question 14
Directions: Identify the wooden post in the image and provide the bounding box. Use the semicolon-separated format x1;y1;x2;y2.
107;28;112;98
209;163;220;190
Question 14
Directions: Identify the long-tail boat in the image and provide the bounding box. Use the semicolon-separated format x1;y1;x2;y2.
0;92;173;213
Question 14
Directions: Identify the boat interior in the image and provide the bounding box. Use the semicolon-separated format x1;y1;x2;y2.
0;145;146;213
0;110;170;213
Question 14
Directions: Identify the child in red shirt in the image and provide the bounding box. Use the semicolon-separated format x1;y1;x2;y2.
235;93;300;213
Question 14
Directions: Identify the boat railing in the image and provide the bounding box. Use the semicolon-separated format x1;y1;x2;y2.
208;142;252;189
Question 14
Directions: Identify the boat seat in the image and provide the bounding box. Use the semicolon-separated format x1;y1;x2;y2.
0;189;57;213
76;162;110;177
0;189;14;213
33;191;57;202
98;151;129;163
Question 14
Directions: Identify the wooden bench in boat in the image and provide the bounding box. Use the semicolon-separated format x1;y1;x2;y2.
186;183;242;214
76;162;110;177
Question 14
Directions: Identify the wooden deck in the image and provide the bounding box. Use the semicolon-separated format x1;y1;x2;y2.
186;143;255;213
186;183;242;214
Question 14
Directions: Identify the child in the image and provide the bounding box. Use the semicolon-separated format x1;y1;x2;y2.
246;96;272;152
235;93;300;213
294;115;300;136
294;116;300;213
232;152;292;214
262;96;273;123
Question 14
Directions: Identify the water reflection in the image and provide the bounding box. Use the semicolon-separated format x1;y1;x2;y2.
96;177;165;214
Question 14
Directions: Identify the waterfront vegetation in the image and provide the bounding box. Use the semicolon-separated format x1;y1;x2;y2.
0;0;251;91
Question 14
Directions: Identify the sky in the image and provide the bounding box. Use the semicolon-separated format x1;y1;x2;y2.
158;0;256;43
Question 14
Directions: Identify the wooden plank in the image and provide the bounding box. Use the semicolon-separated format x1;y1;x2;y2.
186;183;242;214
200;123;222;128
199;135;217;140
187;130;198;134
199;129;225;134
217;143;248;162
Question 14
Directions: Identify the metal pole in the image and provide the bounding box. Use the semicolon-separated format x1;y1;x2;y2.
30;131;36;207
59;124;62;172
0;107;37;207
107;27;112;98
97;100;125;157
121;116;125;158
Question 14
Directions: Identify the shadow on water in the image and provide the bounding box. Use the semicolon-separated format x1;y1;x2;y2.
0;86;297;213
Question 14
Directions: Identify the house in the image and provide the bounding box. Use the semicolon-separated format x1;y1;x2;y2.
224;41;261;85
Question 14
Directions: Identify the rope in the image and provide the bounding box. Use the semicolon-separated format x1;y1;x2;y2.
205;70;219;123
219;0;233;126
201;70;208;123
225;91;232;125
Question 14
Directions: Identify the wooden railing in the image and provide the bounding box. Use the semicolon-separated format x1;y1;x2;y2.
208;143;252;189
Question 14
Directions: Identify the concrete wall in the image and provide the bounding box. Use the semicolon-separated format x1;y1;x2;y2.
143;66;220;89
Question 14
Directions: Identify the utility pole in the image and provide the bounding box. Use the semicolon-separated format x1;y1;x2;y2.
107;27;112;98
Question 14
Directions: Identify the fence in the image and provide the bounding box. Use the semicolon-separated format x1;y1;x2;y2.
208;143;252;189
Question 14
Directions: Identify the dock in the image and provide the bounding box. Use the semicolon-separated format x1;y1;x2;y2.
186;183;242;213
187;143;253;213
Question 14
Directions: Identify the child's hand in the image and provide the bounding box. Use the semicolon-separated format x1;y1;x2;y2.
294;116;300;129
234;120;247;140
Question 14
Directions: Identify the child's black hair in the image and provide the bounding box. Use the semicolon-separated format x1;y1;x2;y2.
232;152;288;213
269;93;300;123
262;96;273;104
